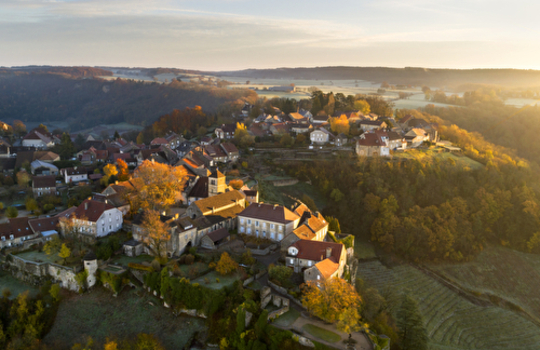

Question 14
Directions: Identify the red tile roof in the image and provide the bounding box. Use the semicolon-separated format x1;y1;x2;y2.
32;175;56;189
206;227;230;243
220;142;238;154
315;258;339;279
290;240;344;263
73;199;115;222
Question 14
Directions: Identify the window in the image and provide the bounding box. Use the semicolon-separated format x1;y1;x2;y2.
247;219;251;225
317;275;320;280
279;225;283;231
240;218;244;224
271;224;275;229
308;261;312;266
255;221;259;227
240;227;245;233
290;259;294;264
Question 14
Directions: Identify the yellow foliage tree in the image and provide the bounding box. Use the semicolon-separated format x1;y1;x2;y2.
354;100;371;115
59;243;71;265
229;179;244;190
329;115;350;135
236;122;247;131
132;160;187;211
215;252;238;275
141;210;171;258
302;278;363;335
103;339;118;350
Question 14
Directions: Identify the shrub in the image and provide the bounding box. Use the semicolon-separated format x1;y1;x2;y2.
178;255;187;264
268;265;293;286
216;252;238;276
49;284;61;302
189;246;197;255
216;278;220;283
188;266;199;279
150;259;161;272
185;254;195;265
241;249;256;266
128;263;152;272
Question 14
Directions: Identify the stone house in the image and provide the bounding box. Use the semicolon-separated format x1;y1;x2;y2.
310;128;334;145
0;217;37;248
204;144;228;163
237;203;300;242
285;240;346;284
356;132;390;157
186;190;246;232
220;143;240;162
69;199;123;238
280;204;329;249
404;128;429;147
22;129;54;149
243;190;259;205
359;120;387;132
200;227;230;249
215;124;236;139
32;175;56;197
335;133;348;147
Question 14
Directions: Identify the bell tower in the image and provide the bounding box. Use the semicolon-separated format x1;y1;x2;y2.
208;169;226;197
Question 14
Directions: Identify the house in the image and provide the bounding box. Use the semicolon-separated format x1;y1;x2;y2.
186;190;246;232
404;128;429;147
243;190;259;205
290;123;313;135
61;167;88;183
0;138;11;157
359;120;387;132
30;160;58;176
204;145;228;163
280;204;329;249
286;240;347;284
150;137;169;147
22;129;54;149
0;217;37;249
200;136;214;146
270;123;292;135
69;199;123;237
215;124;237;139
15;151;60;170
298;109;313;122
241;103;253;117
131;212;198;257
312;114;329;125
200;227;231;250
269;85;296;92
28;207;77;243
32;175;56;197
356;132;390;157
220;143;239;162
237;203;301;242
335;133;348;147
288;112;309;124
310;128;334;145
386;131;407;150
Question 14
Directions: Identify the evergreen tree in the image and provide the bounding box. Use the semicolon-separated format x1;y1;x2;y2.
59;132;76;160
114;130;120;140
397;294;428;350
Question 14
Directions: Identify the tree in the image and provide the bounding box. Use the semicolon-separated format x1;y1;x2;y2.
234;129;255;148
296;134;306;145
12;120;26;135
330;115;350;135
302;278;363;336
354;100;371;115
59;132;76;160
301;194;318;212
136;132;144;145
132;160;187;211
229;179;244;190
44;236;62;256
268;264;292;286
49;284;61;302
59;243;71;265
280;134;294;147
141;210;171;259
326;216;341;234
75;133;86;150
16;171;31;188
113;130;120;140
116;159;130;181
5;206;18;218
397;294;428;350
215;252;238;275
197;126;208;137
25;197;39;213
101;164;118;186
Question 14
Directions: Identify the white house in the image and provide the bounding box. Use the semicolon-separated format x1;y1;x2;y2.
69;199;123;237
237;203;301;242
61;167;88;183
310;129;334;145
22;130;54;149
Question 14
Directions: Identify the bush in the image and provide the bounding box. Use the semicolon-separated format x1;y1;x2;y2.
128;263;152;272
241;249;256;266
268;264;293;286
150;259;161;272
178;255;187;264
189;246;197;255
185;254;195;265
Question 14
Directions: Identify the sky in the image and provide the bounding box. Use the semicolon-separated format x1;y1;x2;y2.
1;0;540;71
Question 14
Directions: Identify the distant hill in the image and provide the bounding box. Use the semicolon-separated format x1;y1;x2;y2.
1;66;113;78
213;66;540;88
0;71;256;131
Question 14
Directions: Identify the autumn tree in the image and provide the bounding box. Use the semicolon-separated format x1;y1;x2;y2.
233;128;255;148
302;278;364;337
101;164;118;186
354;100;371;115
215;252;238;275
59;243;71;265
141;210;171;259
12;120;26;135
116;159;130;181
5;206;18;218
132;160;187;211
229;179;243;190
329;115;350;135
16;170;31;188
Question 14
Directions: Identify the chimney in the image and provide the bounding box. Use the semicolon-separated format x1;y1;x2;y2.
326;247;332;259
273;204;278;210
84;202;88;210
212;207;215;214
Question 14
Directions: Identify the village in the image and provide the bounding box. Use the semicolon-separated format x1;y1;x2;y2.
0;100;455;350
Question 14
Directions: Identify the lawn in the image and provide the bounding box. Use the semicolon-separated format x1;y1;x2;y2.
16;250;62;264
302;324;340;343
175;262;210;279
247;280;263;290
354;240;377;260
43;287;206;350
0;271;40;299
278;181;328;211
192;271;240;290
392;148;484;170
357;259;540;350
273;309;300;328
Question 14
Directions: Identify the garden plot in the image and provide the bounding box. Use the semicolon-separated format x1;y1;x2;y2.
357;260;540;350
192;271;240;290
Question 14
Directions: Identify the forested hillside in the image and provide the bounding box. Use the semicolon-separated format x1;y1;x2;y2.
0;72;256;130
216;67;540;88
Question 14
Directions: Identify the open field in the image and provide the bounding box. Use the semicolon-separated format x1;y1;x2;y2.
357;260;540;350
504;98;540;108
429;246;540;322
354;240;377;260
0;270;40;299
44;287;205;349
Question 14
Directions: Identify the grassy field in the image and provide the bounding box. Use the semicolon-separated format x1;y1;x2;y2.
429;246;540;322
44;287;206;349
192;271;240;290
354;240;377;260
0;271;40;299
273;309;300;328
357;260;540;350
392;149;484;170
302;324;341;343
111;254;154;266
17;250;62;264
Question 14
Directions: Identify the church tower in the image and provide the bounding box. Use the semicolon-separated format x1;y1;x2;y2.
208;169;226;197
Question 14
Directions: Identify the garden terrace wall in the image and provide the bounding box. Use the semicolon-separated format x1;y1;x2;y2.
268;280;305;309
7;253;80;291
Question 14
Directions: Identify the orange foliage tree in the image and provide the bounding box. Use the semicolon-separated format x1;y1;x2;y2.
215;252;238;275
141;210;171;258
329;115;350;135
302;278;364;335
116;159;130;181
132;160;187;211
229;179;243;190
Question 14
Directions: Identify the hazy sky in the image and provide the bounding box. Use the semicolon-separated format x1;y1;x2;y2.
1;0;540;70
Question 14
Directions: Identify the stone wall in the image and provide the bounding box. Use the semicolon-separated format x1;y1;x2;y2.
268;280;305;309
268;305;289;320
292;334;315;348
243;276;255;287
250;243;278;256
7;254;79;291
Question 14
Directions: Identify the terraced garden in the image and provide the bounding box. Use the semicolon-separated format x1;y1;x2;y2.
357;260;540;350
429;246;540;322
